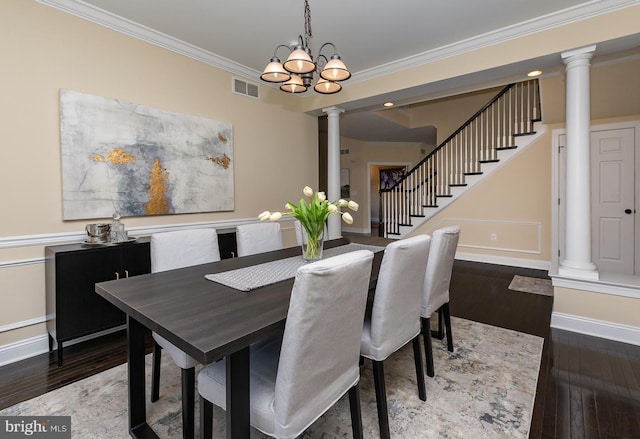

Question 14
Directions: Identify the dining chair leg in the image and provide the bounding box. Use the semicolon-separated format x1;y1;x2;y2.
151;341;162;402
411;335;427;401
348;383;364;439
182;367;195;439
199;395;213;439
372;360;391;439
421;317;435;378
443;302;454;352
431;307;445;340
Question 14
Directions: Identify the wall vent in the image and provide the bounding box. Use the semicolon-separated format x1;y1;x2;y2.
340;148;350;155
233;78;260;99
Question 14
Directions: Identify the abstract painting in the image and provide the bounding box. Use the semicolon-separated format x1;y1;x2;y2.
59;89;234;220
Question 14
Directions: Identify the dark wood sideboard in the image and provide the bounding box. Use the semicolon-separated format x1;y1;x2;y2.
45;230;237;367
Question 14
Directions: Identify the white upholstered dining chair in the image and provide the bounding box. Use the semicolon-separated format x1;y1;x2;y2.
149;228;221;439
197;250;375;439
235;222;283;257
360;235;431;439
421;225;460;377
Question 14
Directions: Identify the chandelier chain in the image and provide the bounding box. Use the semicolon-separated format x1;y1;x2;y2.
304;0;312;49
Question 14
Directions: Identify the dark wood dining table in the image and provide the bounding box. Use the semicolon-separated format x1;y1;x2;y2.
95;237;387;439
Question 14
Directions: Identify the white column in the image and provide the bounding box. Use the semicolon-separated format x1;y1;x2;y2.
559;45;599;280
322;106;344;240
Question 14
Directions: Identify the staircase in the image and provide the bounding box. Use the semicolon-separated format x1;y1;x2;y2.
379;79;543;238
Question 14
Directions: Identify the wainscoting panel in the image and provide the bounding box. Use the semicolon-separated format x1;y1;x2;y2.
433;218;542;254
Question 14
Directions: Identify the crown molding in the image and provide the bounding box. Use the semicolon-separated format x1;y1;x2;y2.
37;0;638;85
352;0;639;83
35;0;259;81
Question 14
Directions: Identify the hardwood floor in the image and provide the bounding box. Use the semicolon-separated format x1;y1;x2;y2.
1;238;639;438
449;259;640;439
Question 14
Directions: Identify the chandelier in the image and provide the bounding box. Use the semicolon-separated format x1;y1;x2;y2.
260;0;351;94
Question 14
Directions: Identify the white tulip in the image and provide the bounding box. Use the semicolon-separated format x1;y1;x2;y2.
303;186;313;197
285;203;292;210
328;204;338;214
317;192;326;202
258;210;271;221
337;199;348;207
270;212;282;221
347;200;359;212
342;212;354;224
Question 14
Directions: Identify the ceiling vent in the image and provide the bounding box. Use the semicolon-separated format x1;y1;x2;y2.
233;78;260;99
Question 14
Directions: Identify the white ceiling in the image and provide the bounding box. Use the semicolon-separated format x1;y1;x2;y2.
38;0;640;142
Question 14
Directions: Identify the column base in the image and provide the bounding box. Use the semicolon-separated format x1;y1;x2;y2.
559;263;599;280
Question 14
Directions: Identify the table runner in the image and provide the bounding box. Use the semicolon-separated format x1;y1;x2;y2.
205;243;385;291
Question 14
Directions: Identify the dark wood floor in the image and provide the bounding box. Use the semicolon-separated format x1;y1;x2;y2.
1;239;639;438
449;259;640;439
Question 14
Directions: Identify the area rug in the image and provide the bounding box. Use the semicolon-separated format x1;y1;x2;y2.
508;275;554;297
0;318;543;438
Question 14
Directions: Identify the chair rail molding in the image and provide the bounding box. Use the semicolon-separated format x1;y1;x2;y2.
0;218;261;251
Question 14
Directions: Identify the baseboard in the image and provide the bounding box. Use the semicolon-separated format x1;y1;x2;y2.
551;312;640;346
0;334;49;367
0;324;128;367
456;251;550;271
341;226;371;235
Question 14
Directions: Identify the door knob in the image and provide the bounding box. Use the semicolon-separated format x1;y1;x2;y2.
624;209;634;214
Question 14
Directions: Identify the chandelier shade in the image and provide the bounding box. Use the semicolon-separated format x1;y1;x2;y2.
260;57;292;83
320;55;351;81
260;0;350;94
283;46;315;74
314;78;341;94
279;75;307;93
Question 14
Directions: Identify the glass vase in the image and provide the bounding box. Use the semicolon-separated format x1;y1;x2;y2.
301;222;325;262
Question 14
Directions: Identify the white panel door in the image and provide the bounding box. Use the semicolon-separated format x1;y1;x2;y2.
591;128;635;274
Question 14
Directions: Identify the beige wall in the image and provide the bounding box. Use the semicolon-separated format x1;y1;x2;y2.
542;49;640;124
554;288;640;328
0;1;316;347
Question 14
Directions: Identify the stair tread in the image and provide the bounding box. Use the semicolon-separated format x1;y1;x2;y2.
513;131;536;137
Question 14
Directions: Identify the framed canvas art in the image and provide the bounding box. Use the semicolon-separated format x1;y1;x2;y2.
379;167;405;190
59;89;234;220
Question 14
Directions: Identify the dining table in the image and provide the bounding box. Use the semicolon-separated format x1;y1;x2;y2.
95;236;387;439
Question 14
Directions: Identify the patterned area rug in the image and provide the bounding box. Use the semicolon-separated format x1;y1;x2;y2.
508;275;554;297
1;318;543;438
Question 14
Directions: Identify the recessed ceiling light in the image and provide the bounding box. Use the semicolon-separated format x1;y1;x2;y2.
527;70;542;77
383;102;394;107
